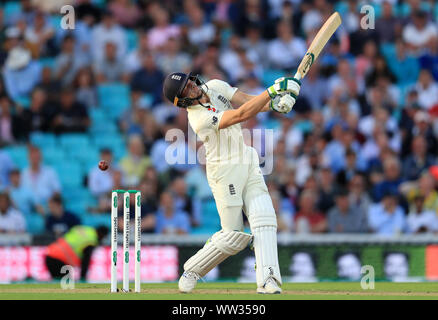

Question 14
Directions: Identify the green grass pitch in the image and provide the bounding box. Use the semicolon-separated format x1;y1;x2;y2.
1;282;438;300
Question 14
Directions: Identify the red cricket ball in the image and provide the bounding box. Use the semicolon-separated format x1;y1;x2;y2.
98;160;109;171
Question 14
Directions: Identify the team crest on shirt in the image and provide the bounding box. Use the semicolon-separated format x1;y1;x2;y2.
212;116;218;125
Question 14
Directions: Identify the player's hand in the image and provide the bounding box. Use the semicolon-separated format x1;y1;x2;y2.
267;77;301;99
270;93;296;113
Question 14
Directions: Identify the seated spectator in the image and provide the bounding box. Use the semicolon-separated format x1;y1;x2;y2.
125;31;149;74
91;10;127;63
375;1;401;44
405;173;438;215
24;11;55;58
267;21;306;70
94;41;128;83
21;145;61;205
147;6;180;52
294;190;327;234
406;195;438;234
51;88;90;133
349;173;372;214
54;35;88;87
402;10;437;55
16;87;55;140
368;191;406;236
7;169;40;216
137;179;158;233
130;53;164;104
0;95;20;146
119;134;151;187
2;46;42;102
415;69;438;110
156;37;192;76
73;67;98;108
373;157;404;202
186;5;215;49
109;0;141;28
402;135;435;181
169;177;201;227
155;191;190;234
46;194;81;237
88;149;116;197
316;167;336;214
327;188;368;233
0;150;15;188
387;39;419;85
0;192;26;233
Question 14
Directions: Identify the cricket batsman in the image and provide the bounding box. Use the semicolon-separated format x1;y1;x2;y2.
163;72;300;294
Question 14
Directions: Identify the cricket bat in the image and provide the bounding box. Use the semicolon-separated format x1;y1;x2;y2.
294;12;342;80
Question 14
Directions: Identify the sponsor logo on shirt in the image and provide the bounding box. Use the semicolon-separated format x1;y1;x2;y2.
218;95;228;105
229;184;236;195
212;116;218;126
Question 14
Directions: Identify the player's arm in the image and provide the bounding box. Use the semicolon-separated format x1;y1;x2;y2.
219;77;300;129
231;90;271;112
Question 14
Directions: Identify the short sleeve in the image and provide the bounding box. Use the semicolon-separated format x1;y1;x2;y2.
188;108;225;133
206;79;238;101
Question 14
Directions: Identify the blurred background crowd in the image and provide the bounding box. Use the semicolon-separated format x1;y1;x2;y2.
1;0;438;239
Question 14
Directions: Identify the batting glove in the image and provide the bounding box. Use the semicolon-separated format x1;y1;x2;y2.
267;77;301;99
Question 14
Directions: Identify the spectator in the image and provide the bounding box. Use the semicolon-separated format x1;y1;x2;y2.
156;37;192;76
88;149;116;197
327;188;368;233
155;191;190;234
137;179;158;233
406;195;438;234
186;5;215;49
368;191;406;236
94;41;128;83
91;10;127;63
125;31;150;74
2;46;42;102
7;169;40;216
294;190;327;233
349;173;372;215
267;21;306;70
51;88;89;133
54;35;88;87
73;67;98;108
372;157;404;202
375;1;401;44
405;173;438;215
402;135;435;181
387;39;420;86
21;145;61;205
109;0;141;28
415;69;438;110
45;194;81;238
0;192;26;234
119;134;151;187
0;150;15;188
24;11;55;58
0;95;19;146
130;52;164;104
402;10;437;56
169;177;201;227
147;6;180;52
16;87;55;140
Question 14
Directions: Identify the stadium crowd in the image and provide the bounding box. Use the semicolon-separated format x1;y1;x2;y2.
1;0;438;237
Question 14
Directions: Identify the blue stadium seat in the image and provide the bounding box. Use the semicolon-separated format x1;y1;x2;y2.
25;213;45;235
15;96;31;109
54;162;83;188
40;57;55;70
82;213;111;228
88;121;119;135
5;145;28;169
59;133;90;153
262;70;286;88
41;147;65;165
30;132;57;149
97;83;131;119
3;2;22;17
125;29;138;51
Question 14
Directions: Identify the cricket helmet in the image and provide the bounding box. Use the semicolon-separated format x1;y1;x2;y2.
163;72;205;108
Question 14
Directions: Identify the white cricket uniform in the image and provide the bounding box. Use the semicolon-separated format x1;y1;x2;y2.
187;79;269;229
185;79;282;288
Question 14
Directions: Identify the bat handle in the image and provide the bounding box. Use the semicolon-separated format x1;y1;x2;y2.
294;72;301;81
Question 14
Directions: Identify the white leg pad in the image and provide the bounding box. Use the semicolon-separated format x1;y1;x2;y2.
247;193;282;287
184;230;253;277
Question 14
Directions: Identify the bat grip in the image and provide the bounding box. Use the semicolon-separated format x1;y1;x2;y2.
294;72;302;81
